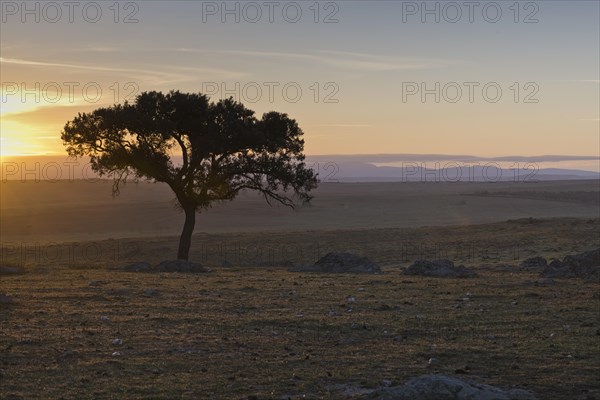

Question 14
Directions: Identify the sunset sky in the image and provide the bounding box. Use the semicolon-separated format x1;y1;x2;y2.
1;1;598;160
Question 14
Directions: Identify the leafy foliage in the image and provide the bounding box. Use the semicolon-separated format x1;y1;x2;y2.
62;91;318;210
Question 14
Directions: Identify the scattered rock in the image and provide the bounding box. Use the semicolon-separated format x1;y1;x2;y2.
112;338;123;346
403;259;476;278
538;278;557;285
289;252;382;274
56;350;79;363
122;262;151;272
155;260;209;273
0;265;24;275
520;257;547;270
143;288;159;297
541;248;600;281
108;288;133;297
0;294;15;305
100;315;110;322
362;374;537;400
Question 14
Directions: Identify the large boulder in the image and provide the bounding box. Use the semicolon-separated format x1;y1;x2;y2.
289;252;381;274
363;374;537;400
404;259;476;278
155;260;208;273
541;248;600;281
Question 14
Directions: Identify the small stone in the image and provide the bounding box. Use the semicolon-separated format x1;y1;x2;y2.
111;351;121;357
366;375;537;400
404;259;476;278
0;265;24;275
100;316;110;321
155;260;208;273
143;288;159;297
0;294;15;305
289;252;381;274
520;256;548;269
112;338;123;346
57;350;78;363
122;262;151;272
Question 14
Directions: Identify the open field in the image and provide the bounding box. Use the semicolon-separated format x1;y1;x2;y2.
1;180;599;242
1;217;599;399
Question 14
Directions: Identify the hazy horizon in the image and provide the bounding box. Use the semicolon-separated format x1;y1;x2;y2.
1;153;599;178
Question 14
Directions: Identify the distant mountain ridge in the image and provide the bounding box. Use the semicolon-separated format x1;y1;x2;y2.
304;159;600;182
1;154;598;182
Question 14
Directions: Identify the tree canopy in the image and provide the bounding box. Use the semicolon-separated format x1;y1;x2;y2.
62;91;318;259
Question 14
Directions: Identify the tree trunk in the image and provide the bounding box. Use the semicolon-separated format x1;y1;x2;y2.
177;206;196;260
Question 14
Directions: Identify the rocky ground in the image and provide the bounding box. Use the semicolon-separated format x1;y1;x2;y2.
1;217;599;399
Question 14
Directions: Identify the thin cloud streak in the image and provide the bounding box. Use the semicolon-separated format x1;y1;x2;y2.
175;49;460;72
0;57;247;84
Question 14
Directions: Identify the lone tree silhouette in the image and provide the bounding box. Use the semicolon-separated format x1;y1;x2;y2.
62;91;318;260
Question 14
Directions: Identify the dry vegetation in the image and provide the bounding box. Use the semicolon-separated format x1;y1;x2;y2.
1;217;599;399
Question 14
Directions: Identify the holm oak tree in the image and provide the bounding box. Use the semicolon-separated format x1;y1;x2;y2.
61;91;318;260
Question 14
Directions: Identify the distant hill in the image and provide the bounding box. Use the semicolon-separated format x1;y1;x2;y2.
1;154;598;182
304;159;600;183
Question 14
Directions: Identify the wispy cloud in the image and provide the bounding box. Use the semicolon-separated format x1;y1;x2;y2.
175;48;460;72
1;57;149;73
0;57;247;84
67;47;458;73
